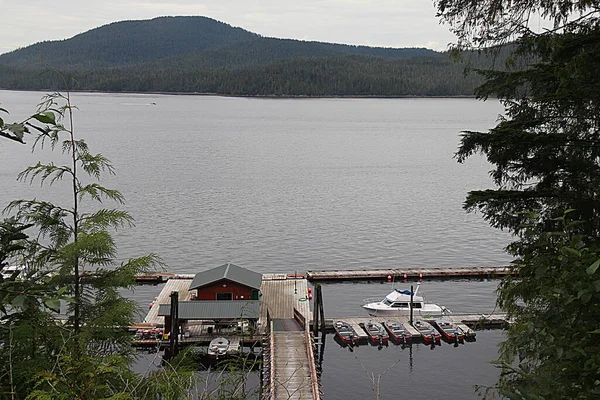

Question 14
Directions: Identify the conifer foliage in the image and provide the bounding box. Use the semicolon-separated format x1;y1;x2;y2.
436;0;600;398
0;92;197;399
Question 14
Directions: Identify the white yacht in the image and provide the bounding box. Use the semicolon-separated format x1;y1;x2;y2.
362;283;448;317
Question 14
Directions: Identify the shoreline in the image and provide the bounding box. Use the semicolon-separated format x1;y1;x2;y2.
0;87;479;99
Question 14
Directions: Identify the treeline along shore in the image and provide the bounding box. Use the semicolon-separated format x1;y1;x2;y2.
0;16;511;97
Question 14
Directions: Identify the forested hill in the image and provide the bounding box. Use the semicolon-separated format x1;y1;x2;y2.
0;16;488;96
0;16;260;69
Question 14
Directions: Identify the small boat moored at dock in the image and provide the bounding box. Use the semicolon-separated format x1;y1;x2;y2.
382;320;412;344
433;320;465;343
412;320;441;345
207;337;229;358
362;283;448;317
361;321;389;345
333;321;359;346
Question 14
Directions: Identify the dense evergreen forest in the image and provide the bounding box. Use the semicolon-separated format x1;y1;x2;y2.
0;16;494;96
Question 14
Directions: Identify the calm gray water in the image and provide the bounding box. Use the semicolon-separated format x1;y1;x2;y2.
0;90;512;398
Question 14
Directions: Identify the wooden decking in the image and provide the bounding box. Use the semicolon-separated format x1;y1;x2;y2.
144;278;193;324
261;275;318;400
258;273;312;332
307;266;512;281
142;273;313;330
272;331;316;400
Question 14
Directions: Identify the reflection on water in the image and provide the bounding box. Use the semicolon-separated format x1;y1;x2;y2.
320;330;504;399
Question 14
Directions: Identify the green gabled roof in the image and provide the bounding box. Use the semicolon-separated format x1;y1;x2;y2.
157;300;261;320
189;263;262;291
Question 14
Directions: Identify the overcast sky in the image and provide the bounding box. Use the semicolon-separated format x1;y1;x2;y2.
0;0;457;55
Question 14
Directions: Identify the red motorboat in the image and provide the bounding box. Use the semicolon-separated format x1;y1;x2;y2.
412;320;441;345
334;321;359;346
433;320;465;343
362;321;389;345
382;321;412;344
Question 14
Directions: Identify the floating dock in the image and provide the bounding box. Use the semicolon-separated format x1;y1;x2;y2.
325;314;507;339
306;266;512;281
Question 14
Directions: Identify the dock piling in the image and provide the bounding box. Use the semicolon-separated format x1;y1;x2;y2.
167;291;179;359
312;284;320;335
317;285;325;333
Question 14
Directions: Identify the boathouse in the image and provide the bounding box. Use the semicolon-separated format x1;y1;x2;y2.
190;262;262;301
157;263;262;335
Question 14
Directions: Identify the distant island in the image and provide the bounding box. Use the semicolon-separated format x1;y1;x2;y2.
0;16;493;97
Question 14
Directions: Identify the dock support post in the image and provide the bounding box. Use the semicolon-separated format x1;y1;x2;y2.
410;285;414;326
312;284;320;335
169;291;179;359
317;284;326;333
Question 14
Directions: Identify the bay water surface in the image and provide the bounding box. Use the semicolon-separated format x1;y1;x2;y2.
0;90;513;398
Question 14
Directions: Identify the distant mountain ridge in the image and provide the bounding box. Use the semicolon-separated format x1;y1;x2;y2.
0;16;487;96
0;16;435;69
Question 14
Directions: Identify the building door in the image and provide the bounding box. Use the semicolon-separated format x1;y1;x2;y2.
216;292;233;300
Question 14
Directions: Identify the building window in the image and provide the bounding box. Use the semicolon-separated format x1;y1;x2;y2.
216;292;233;300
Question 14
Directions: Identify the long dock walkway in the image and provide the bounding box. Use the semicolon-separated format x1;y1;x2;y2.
307;266;512;281
270;318;316;400
261;274;319;400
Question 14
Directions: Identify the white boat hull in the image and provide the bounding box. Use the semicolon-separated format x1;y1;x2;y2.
363;303;445;317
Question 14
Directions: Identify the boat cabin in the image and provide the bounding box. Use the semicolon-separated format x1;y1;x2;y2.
383;289;424;308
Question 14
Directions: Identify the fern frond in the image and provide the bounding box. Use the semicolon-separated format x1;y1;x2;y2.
17;162;74;186
78;152;116;180
77;184;125;204
79;209;134;232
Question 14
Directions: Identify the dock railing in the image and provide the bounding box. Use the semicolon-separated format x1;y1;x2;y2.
269;319;275;400
304;314;321;400
294;307;306;329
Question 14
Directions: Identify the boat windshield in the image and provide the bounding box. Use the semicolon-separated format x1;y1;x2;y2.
383;299;393;306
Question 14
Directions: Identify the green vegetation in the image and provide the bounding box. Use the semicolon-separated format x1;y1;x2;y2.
436;0;600;398
0;90;200;398
0;16;490;96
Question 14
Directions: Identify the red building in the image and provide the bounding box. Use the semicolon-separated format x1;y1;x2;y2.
190;262;261;301
158;263;262;335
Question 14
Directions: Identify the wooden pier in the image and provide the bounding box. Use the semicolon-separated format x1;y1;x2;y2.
306;266;512;281
136;268;509;400
137;272;320;400
270;319;318;400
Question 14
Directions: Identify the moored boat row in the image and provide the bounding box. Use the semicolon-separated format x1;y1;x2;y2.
333;318;474;347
